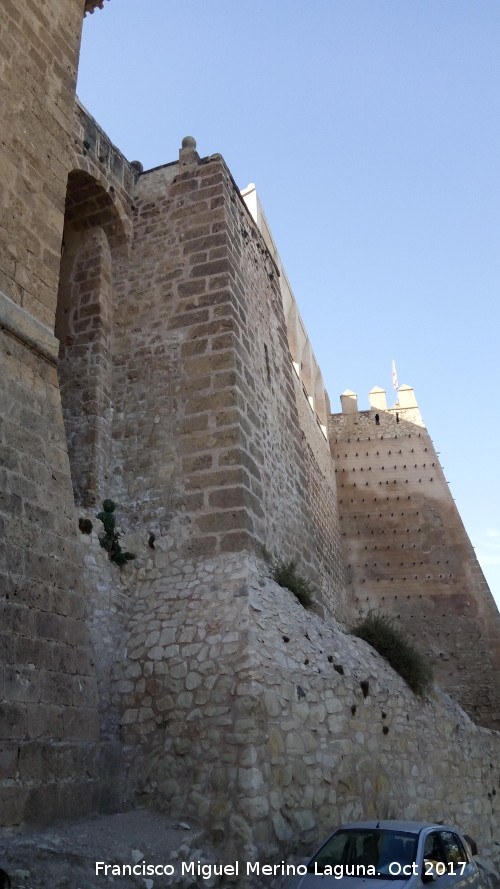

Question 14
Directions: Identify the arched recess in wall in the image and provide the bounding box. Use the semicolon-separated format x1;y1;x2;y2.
55;169;127;507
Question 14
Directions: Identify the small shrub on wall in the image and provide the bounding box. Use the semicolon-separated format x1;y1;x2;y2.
352;610;433;696
97;499;135;568
271;558;315;611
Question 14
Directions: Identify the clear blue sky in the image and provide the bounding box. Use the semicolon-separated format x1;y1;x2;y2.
77;0;500;609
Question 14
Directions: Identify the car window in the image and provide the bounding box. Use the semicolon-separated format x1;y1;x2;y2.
439;832;469;867
311;829;418;878
423;832;446;864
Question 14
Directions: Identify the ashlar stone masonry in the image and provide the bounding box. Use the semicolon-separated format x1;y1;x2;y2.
1;0;500;874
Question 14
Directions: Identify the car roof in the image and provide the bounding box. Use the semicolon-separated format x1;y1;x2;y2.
336;821;455;835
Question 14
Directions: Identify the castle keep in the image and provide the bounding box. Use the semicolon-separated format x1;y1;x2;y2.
1;0;499;867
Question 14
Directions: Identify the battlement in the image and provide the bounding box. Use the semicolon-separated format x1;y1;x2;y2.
242;184;329;437
338;384;424;428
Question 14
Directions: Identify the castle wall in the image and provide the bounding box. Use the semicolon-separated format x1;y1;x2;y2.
1;0;499;857
96;544;500;867
0;2;135;826
293;373;346;618
329;395;500;730
89;151;500;865
108;145;346;615
0;333;103;826
0;0;83;327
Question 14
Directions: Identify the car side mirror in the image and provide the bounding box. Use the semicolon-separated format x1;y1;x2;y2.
463;835;478;857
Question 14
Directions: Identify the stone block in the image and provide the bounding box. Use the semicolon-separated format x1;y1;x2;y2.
184;536;218;559
50;642;77;674
208;487;244;509
0;701;27;739
60;705;99;742
169;308;209;330
0;631;15;664
177;279;207;298
176;493;205;512
17;741;52;782
40;671;74;707
15;633;52;670
196;509;253;534
190;259;230;280
35;610;66;643
214;408;239;428
182;454;213;473
0;786;28;826
10;603;36;637
178;414;208;435
185;389;238;416
183;350;235;378
27;704;63;740
4;665;40;703
185;468;248;492
0;744;18;779
183;233;226;254
65;617;90;648
23;783;61;826
180;339;208;359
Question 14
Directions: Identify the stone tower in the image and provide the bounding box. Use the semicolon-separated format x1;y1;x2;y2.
330;385;500;729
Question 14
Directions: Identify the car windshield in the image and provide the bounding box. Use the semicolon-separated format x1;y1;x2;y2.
309;829;418;879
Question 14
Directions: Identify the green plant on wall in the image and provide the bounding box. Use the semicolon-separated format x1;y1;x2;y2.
271;557;315;610
97;499;135;568
352;610;433;696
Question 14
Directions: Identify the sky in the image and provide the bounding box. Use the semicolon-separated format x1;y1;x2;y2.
77;0;500;610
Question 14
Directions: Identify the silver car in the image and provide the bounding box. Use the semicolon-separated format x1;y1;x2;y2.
285;821;483;889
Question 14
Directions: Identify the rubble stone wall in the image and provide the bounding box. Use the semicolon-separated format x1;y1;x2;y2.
85;536;500;867
246;568;500;867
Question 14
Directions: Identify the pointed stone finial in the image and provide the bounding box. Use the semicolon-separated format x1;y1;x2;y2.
179;136;199;166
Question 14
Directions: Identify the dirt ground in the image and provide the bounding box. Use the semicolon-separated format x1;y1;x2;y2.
0;809;235;889
1;811;497;889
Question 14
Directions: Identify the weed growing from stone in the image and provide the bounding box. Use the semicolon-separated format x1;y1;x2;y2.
97;499;135;568
271;558;315;610
352;610;433;696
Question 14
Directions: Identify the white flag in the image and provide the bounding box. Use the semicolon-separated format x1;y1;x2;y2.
392;359;399;391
